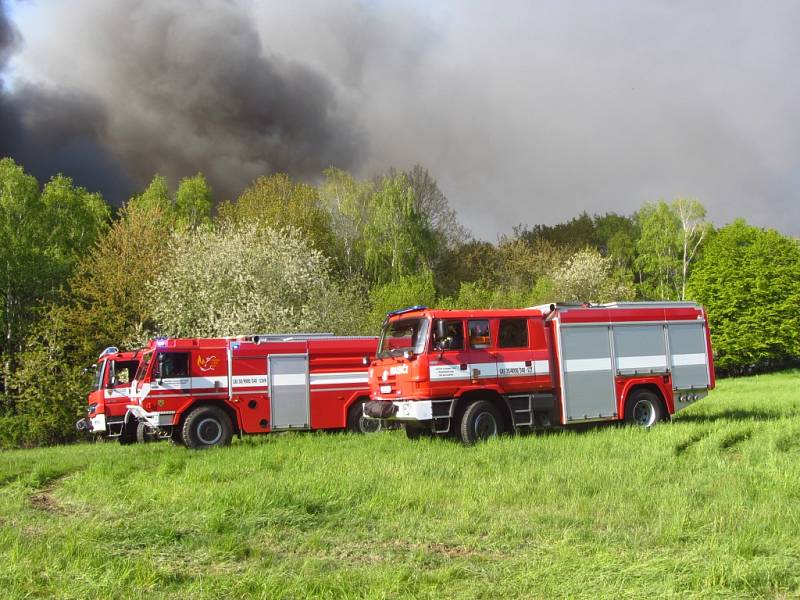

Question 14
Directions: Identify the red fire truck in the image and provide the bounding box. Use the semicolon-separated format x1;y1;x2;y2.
76;347;142;439
122;334;380;448
363;302;715;443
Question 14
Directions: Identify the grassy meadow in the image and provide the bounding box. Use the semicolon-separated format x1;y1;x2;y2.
1;371;800;599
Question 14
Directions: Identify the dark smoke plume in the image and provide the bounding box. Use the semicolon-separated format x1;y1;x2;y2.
0;0;361;203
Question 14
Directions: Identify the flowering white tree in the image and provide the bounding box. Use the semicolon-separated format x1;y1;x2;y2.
552;248;633;303
148;224;366;338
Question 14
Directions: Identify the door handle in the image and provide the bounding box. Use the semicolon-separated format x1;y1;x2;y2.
460;363;467;370
525;360;532;367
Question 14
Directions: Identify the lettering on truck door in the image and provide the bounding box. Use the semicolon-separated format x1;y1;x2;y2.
429;319;470;395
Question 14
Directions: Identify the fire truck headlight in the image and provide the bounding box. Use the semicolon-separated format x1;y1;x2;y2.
87;403;98;414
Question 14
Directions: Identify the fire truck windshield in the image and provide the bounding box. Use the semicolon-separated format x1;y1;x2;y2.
378;318;429;358
92;361;105;391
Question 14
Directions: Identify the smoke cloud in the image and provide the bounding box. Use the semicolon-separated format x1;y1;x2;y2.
2;0;800;238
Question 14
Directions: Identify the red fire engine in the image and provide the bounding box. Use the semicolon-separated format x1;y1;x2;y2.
76;347;142;438
364;302;715;443
122;334;379;448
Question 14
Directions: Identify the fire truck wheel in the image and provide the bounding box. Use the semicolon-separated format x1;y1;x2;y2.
459;400;503;444
347;399;382;434
136;422;158;443
624;389;665;428
181;406;234;449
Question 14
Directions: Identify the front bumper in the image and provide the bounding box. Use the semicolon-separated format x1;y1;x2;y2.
364;400;433;421
77;413;108;433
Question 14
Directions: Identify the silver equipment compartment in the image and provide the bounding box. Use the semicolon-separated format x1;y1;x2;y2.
613;324;668;375
668;322;710;390
268;354;310;429
560;325;617;421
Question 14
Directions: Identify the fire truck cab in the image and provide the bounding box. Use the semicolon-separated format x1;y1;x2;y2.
122;334;379;448
76;347;142;438
364;302;715;444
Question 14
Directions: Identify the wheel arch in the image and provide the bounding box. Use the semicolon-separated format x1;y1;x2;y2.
622;383;668;422
455;389;513;431
176;400;241;437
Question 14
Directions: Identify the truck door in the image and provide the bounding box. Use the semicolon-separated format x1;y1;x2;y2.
429;319;470;395
467;319;497;385
667;322;711;390
559;324;617;422
494;317;536;394
150;352;192;397
268;354;310;429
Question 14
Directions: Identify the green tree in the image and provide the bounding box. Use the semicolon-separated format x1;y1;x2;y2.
174;173;213;229
687;220;800;372
217;174;335;253
66;199;176;355
367;271;437;331
319;168;374;280
0;161;110;406
363;174;436;284
130;174;172;213
635;199;710;300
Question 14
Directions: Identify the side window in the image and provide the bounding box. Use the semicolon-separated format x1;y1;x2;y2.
499;318;529;348
114;360;138;385
433;319;465;351
153;352;190;379
468;320;491;349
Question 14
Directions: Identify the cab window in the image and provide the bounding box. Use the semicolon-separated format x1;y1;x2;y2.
468;320;491;349
433;319;465;351
111;360;138;385
153;352;189;379
499;318;529;348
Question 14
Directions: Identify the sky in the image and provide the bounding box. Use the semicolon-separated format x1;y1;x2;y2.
1;0;798;240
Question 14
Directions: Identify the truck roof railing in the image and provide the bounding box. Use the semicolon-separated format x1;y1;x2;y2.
528;301;701;315
233;333;335;343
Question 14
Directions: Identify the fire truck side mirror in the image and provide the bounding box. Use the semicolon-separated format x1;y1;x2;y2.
156;353;165;384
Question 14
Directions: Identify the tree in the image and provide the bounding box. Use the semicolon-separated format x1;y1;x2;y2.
174;173;213;229
0;160;109;406
367;271;437;331
67;200;175;352
363;174;436;284
635;199;710;300
217;173;335;253
319;168;374;280
130;174;172;213
687;220;800;372
551;248;634;303
147;224;366;338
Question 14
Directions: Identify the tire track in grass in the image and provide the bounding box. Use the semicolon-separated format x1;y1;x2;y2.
674;430;712;456
718;428;753;453
26;467;85;515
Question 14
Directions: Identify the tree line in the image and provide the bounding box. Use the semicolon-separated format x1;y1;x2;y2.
1;156;798;446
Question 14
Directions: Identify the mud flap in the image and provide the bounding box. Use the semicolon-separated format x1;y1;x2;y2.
118;411;138;445
364;401;397;419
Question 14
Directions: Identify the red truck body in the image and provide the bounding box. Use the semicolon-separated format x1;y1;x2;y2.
77;347;142;438
124;334;379;447
364;302;715;443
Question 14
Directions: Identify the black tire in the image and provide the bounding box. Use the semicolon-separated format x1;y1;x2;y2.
404;424;433;440
347;399;382;434
181;405;234;449
624;389;665;428
459;400;504;444
136;421;158;443
118;414;138;445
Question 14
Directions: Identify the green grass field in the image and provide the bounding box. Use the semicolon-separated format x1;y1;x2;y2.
1;372;800;599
